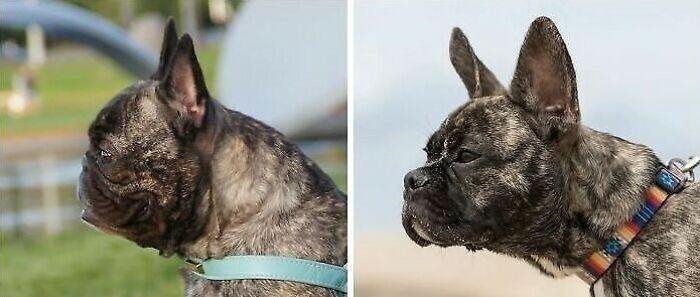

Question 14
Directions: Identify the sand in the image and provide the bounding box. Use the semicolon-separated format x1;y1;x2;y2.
355;234;590;297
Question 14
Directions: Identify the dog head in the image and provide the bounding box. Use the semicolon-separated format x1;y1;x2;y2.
77;19;211;255
402;17;580;254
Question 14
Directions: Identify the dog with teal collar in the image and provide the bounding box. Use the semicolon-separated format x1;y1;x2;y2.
77;19;347;297
402;16;700;297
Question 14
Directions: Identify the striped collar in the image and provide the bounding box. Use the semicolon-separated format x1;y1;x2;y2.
578;158;696;296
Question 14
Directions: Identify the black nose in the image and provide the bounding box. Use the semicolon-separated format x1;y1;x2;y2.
404;169;431;190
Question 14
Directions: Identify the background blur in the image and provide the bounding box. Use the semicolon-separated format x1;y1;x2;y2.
0;1;346;296
354;1;700;296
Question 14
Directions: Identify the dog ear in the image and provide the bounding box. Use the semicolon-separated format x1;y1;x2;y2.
151;17;179;80
450;27;506;99
159;34;209;129
510;17;580;141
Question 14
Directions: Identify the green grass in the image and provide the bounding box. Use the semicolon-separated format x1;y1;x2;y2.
0;226;183;297
0;44;346;296
0;45;220;136
0;169;345;297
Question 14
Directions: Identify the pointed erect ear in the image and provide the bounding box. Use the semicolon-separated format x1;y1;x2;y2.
450;27;506;99
151;17;179;80
159;34;209;129
510;17;580;141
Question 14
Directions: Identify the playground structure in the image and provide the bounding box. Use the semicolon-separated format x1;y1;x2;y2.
0;0;347;236
0;0;157;78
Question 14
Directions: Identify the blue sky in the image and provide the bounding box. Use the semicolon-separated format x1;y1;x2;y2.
217;0;346;134
355;0;700;232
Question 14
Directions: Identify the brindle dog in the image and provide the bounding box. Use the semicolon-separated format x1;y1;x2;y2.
402;16;699;297
78;19;346;297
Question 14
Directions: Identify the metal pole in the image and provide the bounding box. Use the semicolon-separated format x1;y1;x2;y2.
40;154;60;235
119;0;134;27
179;0;200;45
26;24;46;67
9;164;23;237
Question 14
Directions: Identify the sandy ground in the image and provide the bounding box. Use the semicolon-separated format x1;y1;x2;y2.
355;234;589;297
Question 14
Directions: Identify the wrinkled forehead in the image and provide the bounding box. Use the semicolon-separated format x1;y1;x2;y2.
89;80;165;140
431;96;534;149
449;96;517;127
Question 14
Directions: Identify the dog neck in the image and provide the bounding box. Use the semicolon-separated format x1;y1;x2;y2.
530;126;661;277
176;101;344;261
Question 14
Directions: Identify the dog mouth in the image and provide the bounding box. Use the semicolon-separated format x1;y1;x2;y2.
411;220;449;246
77;161;151;234
78;176;122;235
81;210;115;233
80;209;123;235
402;206;451;247
402;204;485;251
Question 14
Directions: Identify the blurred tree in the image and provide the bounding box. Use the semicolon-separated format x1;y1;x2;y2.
0;29;27;47
60;0;122;24
60;0;243;28
0;0;245;47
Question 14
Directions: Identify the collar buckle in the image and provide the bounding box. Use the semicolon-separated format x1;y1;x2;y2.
680;155;699;182
658;159;689;193
184;259;204;274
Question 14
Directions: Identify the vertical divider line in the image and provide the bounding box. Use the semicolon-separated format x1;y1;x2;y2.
346;0;355;295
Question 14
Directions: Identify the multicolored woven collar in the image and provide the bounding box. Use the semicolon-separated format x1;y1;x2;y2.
577;157;697;288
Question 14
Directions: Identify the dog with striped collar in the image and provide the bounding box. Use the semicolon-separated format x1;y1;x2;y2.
402;16;700;297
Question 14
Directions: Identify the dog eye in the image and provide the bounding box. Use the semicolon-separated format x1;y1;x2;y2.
138;200;150;217
97;147;113;161
456;149;480;163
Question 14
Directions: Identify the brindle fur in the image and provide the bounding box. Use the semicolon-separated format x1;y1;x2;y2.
402;16;700;297
78;19;346;297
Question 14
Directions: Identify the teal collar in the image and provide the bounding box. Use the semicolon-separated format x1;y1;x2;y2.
185;256;347;294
